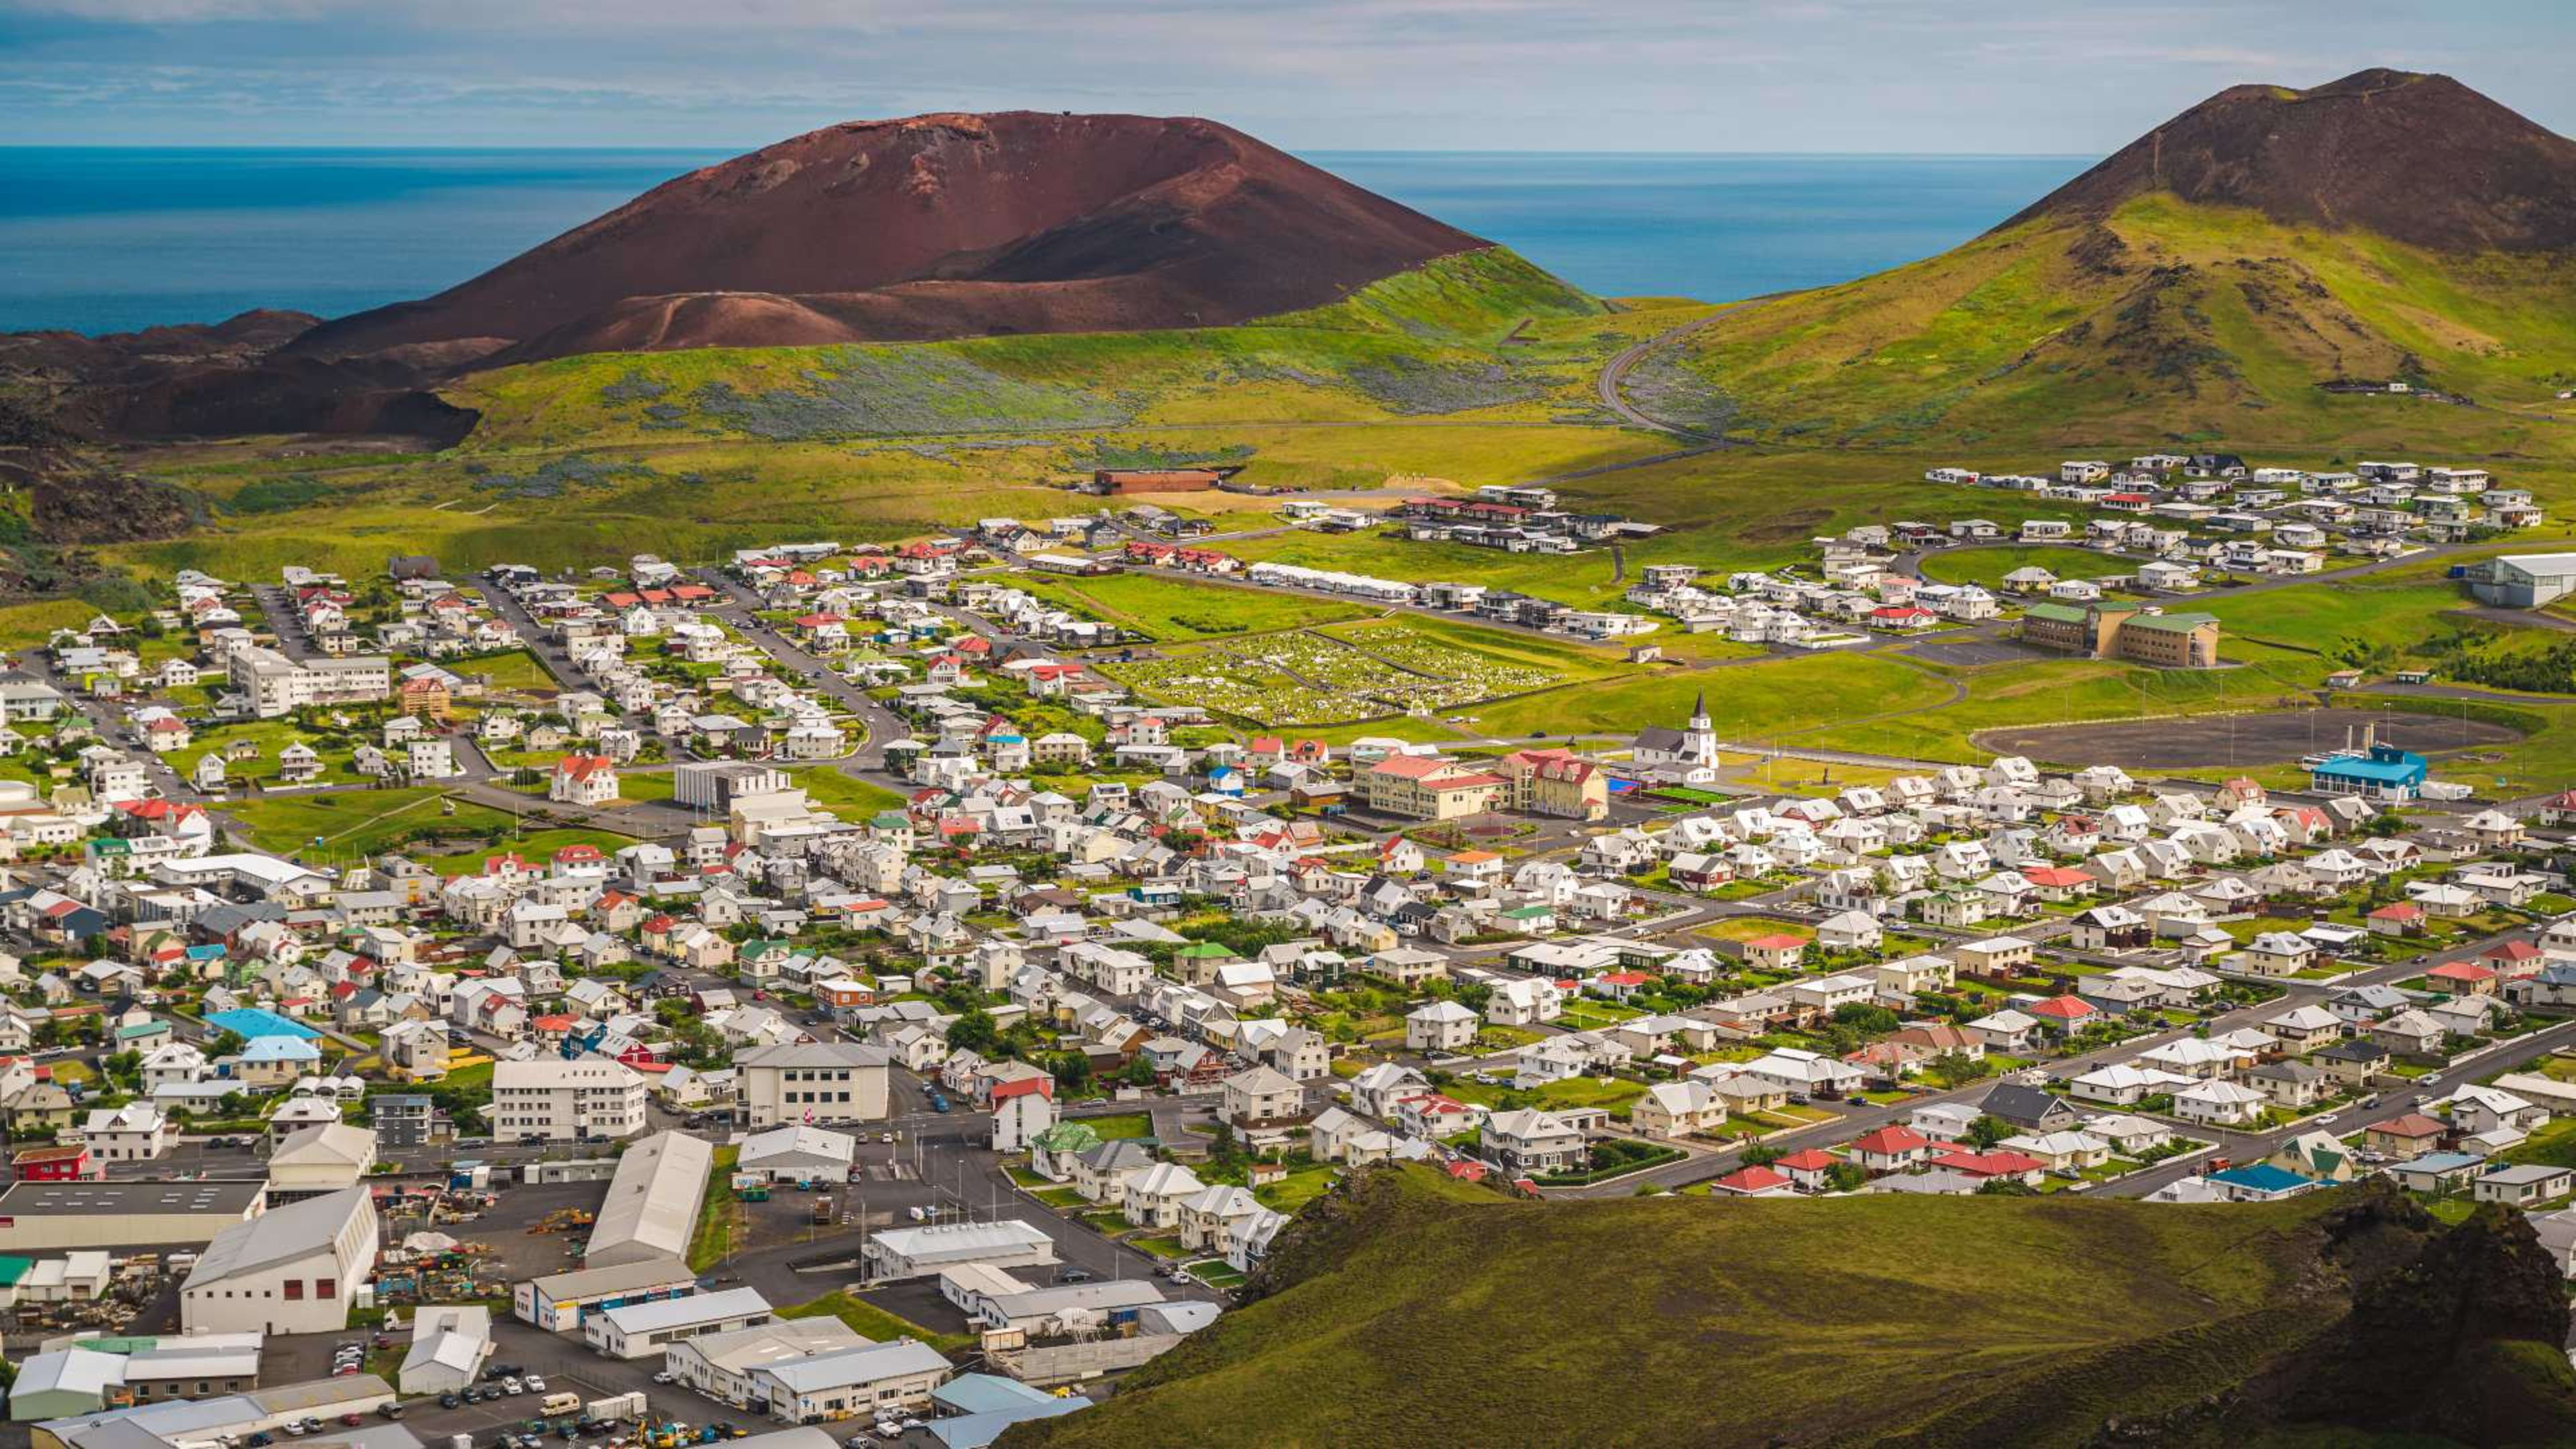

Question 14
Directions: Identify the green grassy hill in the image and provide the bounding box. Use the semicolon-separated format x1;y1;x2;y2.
1660;195;2576;453
445;248;1626;451
998;1165;2576;1449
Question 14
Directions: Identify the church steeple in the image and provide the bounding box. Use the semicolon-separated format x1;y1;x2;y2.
1689;690;1710;730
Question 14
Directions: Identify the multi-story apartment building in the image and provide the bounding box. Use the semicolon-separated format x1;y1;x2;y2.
491;1058;648;1141
227;645;391;718
734;1042;894;1128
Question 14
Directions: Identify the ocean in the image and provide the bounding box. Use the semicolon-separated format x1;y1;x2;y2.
0;147;2089;336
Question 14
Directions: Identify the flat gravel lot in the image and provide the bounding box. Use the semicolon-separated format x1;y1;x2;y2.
1972;706;2523;769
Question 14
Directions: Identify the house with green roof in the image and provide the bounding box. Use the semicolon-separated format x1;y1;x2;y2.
1029;1120;1102;1182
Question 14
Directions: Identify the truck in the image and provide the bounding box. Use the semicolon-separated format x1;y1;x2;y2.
539;1395;583;1418
585;1393;647;1425
811;1195;834;1226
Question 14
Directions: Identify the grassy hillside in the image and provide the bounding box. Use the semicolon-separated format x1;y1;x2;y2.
1001;1165;2576;1449
444;248;1637;450
1662;195;2576;452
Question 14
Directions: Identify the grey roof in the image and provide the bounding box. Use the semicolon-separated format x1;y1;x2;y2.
525;1254;696;1301
750;1338;950;1393
1978;1082;2073;1124
735;1041;893;1070
182;1187;370;1289
586;1129;713;1269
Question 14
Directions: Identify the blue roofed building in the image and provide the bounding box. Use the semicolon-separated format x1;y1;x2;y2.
224;1034;323;1089
2309;743;2428;802
202;1008;321;1042
928;1375;1092;1448
2205;1163;2320;1202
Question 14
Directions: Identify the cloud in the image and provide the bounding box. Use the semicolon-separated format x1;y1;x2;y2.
0;0;2563;149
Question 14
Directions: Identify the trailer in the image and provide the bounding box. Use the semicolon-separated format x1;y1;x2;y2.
586;1392;647;1424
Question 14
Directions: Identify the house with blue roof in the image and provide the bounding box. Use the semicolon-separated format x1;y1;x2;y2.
223;1034;323;1089
2385;1151;2488;1194
201;1007;320;1042
2205;1163;2320;1202
2309;743;2428;802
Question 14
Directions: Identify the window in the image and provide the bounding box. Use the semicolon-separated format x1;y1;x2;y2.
316;1277;337;1299
284;1280;304;1299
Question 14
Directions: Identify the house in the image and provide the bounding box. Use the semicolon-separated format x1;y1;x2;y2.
2174;1080;2268;1126
1976;1082;2081;1132
2363;1113;2449;1159
1404;1000;1479;1054
2474;1164;2575;1207
1481;1108;1587;1176
551;755;620;806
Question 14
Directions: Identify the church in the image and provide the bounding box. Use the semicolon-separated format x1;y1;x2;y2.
1632;692;1720;785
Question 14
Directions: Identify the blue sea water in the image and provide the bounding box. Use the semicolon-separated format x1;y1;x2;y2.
0;147;2089;336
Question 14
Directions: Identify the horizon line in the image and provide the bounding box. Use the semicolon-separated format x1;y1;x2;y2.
0;142;2098;160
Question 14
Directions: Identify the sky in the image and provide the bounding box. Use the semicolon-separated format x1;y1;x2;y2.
1;0;2571;152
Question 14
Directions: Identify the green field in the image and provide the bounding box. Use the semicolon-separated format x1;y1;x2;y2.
222;786;637;862
1017;570;1373;641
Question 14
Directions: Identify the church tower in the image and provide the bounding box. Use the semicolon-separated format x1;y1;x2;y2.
1684;690;1717;767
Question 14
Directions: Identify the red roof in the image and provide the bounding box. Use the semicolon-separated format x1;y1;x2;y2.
2426;962;2496;981
2029;996;2096;1020
2483;941;2543;962
1596;971;1653;987
2370;1114;2445;1138
555;754;615;781
991;1076;1053;1102
2367;902;2425;920
1743;934;1807;951
1849;1126;1927;1156
2020;866;2092;888
1713;1165;1790;1193
1936;1149;2045;1177
1774;1148;1839;1171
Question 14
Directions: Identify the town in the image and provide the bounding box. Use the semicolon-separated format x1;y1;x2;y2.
3;441;2576;1449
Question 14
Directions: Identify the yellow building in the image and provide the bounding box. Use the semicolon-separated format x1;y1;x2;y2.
1358;755;1511;820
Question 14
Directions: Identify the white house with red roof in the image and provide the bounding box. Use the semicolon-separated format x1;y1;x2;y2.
1711;1163;1793;1197
1847;1126;1932;1175
549;754;620;806
989;1071;1057;1151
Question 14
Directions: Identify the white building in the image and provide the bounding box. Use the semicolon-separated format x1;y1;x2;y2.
861;1220;1059;1282
491;1057;649;1142
734;1041;893;1128
227;645;390;718
584;1285;775;1360
399;1304;494;1395
179;1186;380;1334
743;1340;952;1423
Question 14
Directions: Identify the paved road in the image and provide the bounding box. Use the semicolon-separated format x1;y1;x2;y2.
1595;311;1730;439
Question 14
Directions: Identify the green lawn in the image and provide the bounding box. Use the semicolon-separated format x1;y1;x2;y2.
780;1289;975;1354
1079;1113;1155;1140
788;767;910;816
686;1144;743;1271
1016;570;1373;642
1252;1164;1340;1214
